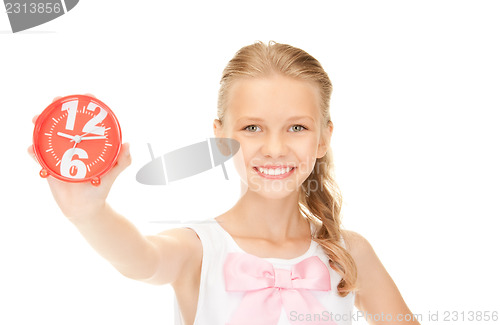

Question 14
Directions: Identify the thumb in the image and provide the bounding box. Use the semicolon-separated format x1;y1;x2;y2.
103;142;132;183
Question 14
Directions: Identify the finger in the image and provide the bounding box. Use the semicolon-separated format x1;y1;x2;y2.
27;144;37;162
115;142;132;171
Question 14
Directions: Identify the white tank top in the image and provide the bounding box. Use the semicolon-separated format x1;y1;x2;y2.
173;218;355;325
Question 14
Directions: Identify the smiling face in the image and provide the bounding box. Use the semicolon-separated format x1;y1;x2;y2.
214;74;333;199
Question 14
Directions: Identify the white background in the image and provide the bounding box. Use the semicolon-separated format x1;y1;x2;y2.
1;1;499;324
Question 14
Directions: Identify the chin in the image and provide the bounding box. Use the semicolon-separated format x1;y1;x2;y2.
251;186;300;200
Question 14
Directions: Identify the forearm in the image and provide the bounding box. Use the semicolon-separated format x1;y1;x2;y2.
68;202;158;280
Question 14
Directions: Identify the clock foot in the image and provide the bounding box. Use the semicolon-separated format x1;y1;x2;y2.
91;177;101;186
40;169;49;178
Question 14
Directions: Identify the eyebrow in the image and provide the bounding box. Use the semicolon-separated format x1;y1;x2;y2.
236;116;315;123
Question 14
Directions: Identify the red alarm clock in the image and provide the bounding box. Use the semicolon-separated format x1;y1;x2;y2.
32;95;122;186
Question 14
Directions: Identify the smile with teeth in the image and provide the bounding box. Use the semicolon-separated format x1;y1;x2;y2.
254;166;295;178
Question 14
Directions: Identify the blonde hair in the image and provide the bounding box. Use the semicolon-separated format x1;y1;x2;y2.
217;41;357;297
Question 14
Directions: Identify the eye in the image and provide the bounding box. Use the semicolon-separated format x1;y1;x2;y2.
243;125;261;132
290;124;307;132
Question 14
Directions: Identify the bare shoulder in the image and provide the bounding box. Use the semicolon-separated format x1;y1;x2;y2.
155;226;202;249
340;229;374;260
157;228;201;253
142;226;202;286
340;229;420;324
339;229;382;286
155;226;203;264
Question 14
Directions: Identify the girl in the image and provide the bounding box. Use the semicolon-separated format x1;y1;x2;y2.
29;41;420;325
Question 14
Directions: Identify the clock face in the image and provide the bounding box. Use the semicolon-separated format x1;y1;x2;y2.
33;95;122;184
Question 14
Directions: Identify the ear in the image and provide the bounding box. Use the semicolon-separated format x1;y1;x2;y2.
213;118;231;155
213;118;223;137
317;120;334;159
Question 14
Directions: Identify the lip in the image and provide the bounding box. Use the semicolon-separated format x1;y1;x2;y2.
257;165;294;169
253;166;296;179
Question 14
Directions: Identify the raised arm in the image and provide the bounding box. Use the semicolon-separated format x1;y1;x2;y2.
342;230;421;325
28;98;199;286
65;200;201;285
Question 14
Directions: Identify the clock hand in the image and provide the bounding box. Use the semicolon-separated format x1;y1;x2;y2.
80;135;107;140
78;126;105;138
57;132;76;141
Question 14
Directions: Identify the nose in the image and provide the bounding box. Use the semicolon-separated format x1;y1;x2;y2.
261;131;288;158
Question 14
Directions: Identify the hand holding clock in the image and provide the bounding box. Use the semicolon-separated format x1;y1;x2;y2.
28;95;132;221
28;95;165;283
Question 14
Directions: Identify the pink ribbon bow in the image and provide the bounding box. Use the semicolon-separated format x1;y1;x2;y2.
223;252;337;325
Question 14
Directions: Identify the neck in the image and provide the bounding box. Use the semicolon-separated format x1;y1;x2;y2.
226;186;310;243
